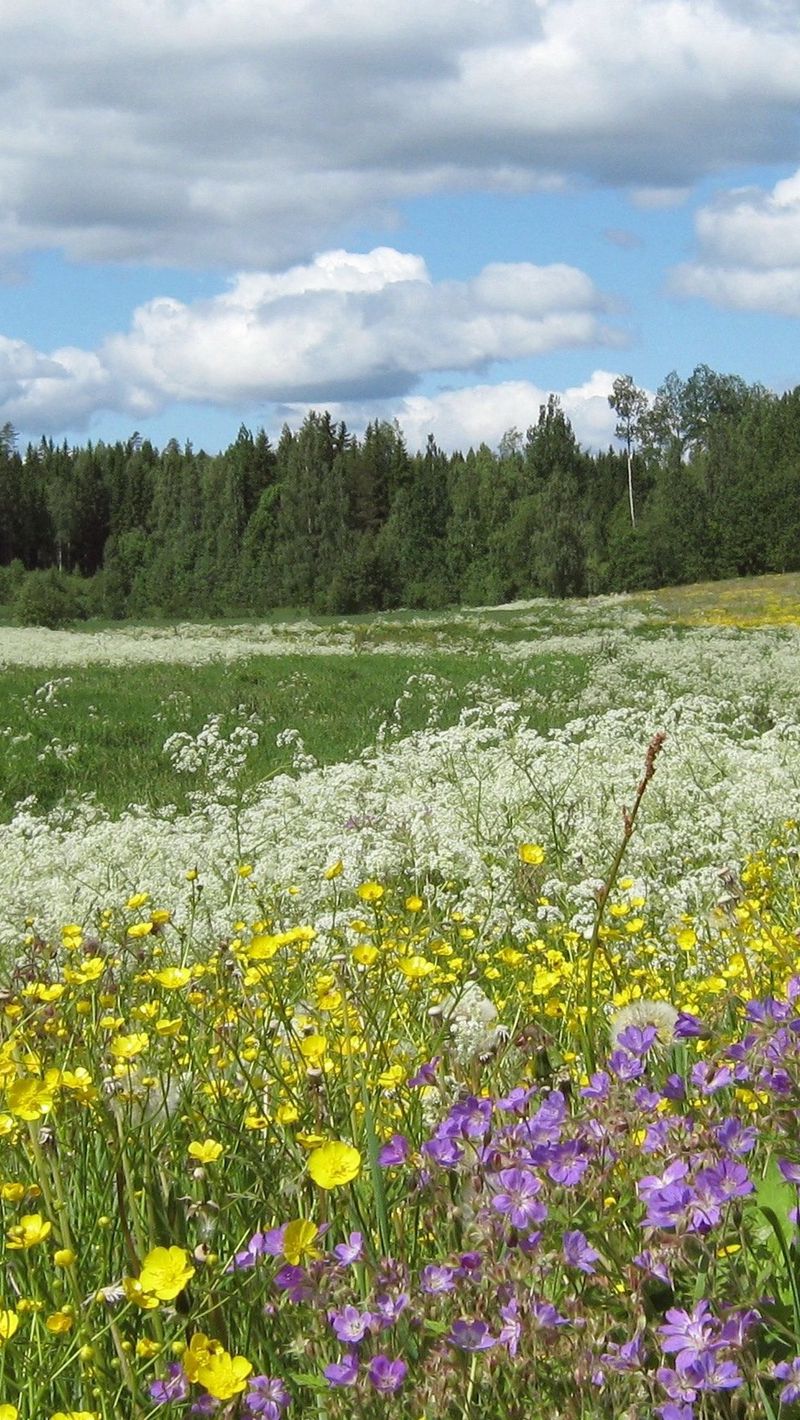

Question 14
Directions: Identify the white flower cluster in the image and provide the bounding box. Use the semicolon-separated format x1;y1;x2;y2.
163;710;260;805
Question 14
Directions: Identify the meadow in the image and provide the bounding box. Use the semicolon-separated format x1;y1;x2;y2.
3;577;800;1417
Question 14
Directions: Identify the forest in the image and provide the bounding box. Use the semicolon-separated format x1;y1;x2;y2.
1;362;799;617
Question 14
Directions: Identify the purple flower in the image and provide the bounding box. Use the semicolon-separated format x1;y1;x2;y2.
229;1227;285;1271
488;1167;547;1229
378;1134;409;1167
333;1231;363;1264
448;1319;497;1351
374;1292;409;1325
422;1136;464;1167
715;1118;757;1155
420;1263;457;1294
609;1048;645;1081
581;1071;610;1099
244;1376;291;1417
547;1139;589;1187
616;1023;659;1055
273;1265;312;1302
659;1301;720;1372
329;1305;373;1344
656;1406;695;1420
531;1299;569;1329
408;1056;440;1086
779;1159;800;1184
674;1011;707;1038
662;1075;686;1101
774;1356;800;1404
562;1229;599;1274
600;1336;645;1373
367;1355;407;1393
681;1352;742;1392
499;1298;521;1356
633;1250;673;1287
150;1363;189;1405
324;1353;359;1387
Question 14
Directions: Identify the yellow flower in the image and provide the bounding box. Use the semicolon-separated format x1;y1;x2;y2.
307;1141;361;1189
51;1412;98;1420
282;1219;320;1265
405;895;423;912
183;1333;252;1399
153;967;192;989
396;955;435;980
138;1246;195;1302
7;1214;51;1249
110;1032;149;1061
7;1077;54;1121
357;881;385;903
122;1277;159;1311
54;1248;76;1267
324;860;343;880
0;1183;25;1203
0;1311;19;1341
188;1139;224;1164
127;892;150;909
0;1405;18;1420
127;922;154;939
518;843;545;865
45;1310;74;1334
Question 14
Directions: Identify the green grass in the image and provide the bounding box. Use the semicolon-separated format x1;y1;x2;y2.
0;650;595;820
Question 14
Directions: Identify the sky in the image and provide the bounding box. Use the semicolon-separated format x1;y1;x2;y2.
2;0;800;454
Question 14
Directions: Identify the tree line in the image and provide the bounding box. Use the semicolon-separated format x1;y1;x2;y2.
1;362;799;617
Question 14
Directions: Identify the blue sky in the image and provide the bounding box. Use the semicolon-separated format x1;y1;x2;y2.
2;0;800;452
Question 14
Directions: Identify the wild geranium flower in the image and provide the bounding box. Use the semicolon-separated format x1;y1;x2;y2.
774;1356;800;1404
333;1231;363;1264
659;1300;720;1372
149;1363;189;1405
378;1134;409;1167
487;1167;547;1229
419;1263;457;1294
329;1305;374;1344
562;1229;600;1274
610;1000;678;1050
324;1353;359;1387
367;1356;407;1393
448;1320;496;1351
138;1245;195;1302
243;1376;291;1417
307;1141;361;1189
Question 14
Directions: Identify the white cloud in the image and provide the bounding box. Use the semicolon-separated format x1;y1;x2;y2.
2;1;800;267
672;167;800;315
0;247;618;432
314;371;623;453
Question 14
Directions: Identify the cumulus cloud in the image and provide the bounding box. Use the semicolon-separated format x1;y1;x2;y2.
382;371;622;452
0;247;618;432
2;1;800;267
672;168;800;316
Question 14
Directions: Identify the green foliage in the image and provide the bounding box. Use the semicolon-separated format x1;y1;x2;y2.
13;568;86;629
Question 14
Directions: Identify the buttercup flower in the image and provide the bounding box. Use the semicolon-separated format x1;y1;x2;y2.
307;1141;361;1189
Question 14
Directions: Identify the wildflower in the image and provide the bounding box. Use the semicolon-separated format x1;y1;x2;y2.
0;1407;18;1420
367;1355;407;1393
188;1139;224;1164
518;843;545;864
307;1141;361;1189
183;1333;252;1400
487;1167;547;1229
448;1320;496;1351
610;1000;678;1050
333;1231;363;1264
357;882;384;903
329;1305;374;1344
109;1032;149;1061
378;1134;409;1167
153;967;192;989
149;1363;190;1405
562;1229;600;1274
419;1264;457;1294
774;1356;800;1405
7;1214;51;1249
0;1311;19;1342
659;1300;720;1372
138;1246;195;1302
45;1310;74;1334
324;1353;359;1386
7;1077;54;1120
244;1375;291;1416
282;1219;320;1265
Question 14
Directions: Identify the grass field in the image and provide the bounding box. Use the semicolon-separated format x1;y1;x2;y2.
2;575;800;1418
